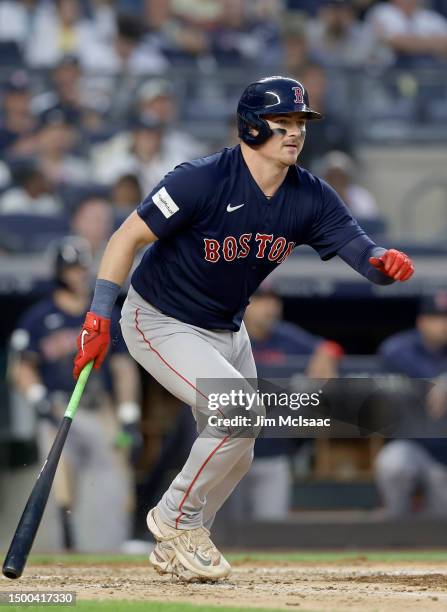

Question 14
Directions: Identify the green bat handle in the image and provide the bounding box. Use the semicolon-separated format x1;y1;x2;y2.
64;361;94;420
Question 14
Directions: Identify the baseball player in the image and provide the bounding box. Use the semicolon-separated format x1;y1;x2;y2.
10;236;140;551
73;76;415;580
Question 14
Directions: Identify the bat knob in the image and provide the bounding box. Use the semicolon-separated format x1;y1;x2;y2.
2;562;22;579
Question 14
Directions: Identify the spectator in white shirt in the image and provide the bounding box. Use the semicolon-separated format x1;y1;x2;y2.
367;0;447;66
98;14;168;75
25;0;111;70
308;0;379;67
0;164;63;216
90;115;186;194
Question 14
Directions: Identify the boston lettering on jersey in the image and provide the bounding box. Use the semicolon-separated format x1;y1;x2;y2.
204;234;295;264
133;145;364;331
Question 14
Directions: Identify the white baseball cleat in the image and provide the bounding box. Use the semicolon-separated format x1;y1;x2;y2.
147;507;231;581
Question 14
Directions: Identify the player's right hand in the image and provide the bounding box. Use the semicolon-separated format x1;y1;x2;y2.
368;249;414;281
73;311;111;379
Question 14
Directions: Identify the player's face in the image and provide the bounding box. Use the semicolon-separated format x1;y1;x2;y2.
262;114;307;166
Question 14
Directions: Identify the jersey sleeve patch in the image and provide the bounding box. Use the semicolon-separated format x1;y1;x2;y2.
152;187;179;219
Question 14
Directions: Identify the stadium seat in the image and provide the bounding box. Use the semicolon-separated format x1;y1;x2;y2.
0;214;69;253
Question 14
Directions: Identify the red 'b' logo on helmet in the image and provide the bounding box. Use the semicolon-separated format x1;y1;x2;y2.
292;86;303;104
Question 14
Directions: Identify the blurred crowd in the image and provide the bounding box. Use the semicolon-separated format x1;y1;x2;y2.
1;1;447;253
1;0;447;72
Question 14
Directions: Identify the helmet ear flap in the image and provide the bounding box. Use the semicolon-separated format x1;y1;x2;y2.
237;110;272;145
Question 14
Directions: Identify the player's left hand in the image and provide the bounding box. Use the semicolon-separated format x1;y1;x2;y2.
369;249;414;281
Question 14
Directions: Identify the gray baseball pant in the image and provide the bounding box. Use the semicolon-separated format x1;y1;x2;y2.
375;439;447;517
120;286;261;530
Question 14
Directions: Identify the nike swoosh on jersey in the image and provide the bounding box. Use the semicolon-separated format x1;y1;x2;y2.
81;329;89;355
226;203;245;212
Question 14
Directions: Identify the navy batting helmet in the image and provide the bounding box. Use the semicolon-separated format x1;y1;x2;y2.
54;236;92;285
237;76;322;146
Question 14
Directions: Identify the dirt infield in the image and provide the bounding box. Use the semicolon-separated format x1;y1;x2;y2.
1;558;446;611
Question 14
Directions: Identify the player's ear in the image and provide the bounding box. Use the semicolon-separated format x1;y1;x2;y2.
248;126;259;137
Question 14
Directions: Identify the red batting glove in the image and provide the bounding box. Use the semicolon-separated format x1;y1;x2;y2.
73;311;111;379
368;249;415;282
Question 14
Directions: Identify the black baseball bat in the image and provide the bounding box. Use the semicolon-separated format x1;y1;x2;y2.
2;362;93;579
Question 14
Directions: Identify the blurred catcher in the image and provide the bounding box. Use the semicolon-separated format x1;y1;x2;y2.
9;236;141;552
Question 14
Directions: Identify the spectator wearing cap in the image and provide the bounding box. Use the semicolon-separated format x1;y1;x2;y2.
308;0;378;67
136;78;206;160
366;0;447;68
316;150;381;221
137;79;177;125
227;287;344;520
0;163;63;216
90;114;185;194
35;108;90;187
0;72;37;159
375;292;447;517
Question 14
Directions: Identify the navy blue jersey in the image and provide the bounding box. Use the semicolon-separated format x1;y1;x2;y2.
133;145;364;331
251;321;322;365
379;329;447;379
379;329;447;465
11;297;126;394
